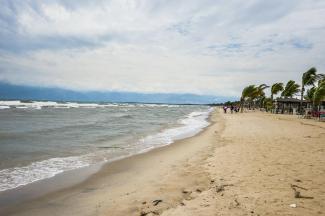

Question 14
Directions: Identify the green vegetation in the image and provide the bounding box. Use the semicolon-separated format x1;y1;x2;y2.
281;80;300;98
299;67;324;113
240;84;269;112
313;78;325;105
271;83;284;100
238;67;325;113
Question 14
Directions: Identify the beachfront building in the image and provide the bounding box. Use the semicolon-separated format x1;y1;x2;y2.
319;100;325;110
315;100;325;121
273;98;309;115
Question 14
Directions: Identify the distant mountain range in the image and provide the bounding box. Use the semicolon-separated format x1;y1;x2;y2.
0;82;235;104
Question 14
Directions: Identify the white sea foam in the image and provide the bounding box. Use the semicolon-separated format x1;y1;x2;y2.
0;100;21;106
0;155;95;192
0;105;10;109
138;108;213;150
0;100;182;110
16;106;28;109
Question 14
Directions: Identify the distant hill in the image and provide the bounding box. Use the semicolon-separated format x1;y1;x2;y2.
0;82;235;104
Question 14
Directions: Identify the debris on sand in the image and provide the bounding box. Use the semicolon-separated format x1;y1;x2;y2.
216;184;234;193
289;203;297;208
182;189;191;194
291;184;307;191
152;199;163;206
290;184;314;199
140;211;159;216
140;211;148;216
234;199;240;206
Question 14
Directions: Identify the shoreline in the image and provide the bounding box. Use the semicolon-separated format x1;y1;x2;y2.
0;108;217;215
2;108;325;215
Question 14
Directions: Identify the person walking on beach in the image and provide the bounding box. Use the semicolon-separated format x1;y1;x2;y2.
230;105;234;114
223;106;227;113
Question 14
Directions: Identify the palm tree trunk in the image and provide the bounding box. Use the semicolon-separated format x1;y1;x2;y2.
300;84;304;115
271;94;274;113
240;99;244;113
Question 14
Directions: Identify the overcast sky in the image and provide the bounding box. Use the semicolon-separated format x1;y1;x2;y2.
1;0;325;97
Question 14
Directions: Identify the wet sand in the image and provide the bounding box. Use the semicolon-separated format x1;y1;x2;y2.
2;108;325;216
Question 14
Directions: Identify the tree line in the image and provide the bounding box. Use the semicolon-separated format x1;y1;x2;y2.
239;67;325;113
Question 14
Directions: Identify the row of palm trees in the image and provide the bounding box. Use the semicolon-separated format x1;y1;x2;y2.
240;67;325;113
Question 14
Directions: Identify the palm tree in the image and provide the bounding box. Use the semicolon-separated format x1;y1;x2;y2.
240;84;269;112
300;67;318;113
281;80;300;98
262;97;273;112
255;84;269;97
240;85;256;112
313;79;325;106
253;84;269;109
270;83;284;100
304;87;316;101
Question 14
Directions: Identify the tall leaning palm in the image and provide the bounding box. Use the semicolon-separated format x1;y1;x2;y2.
270;83;284;100
255;84;269;97
253;84;269;108
281;80;300;98
304;87;316;101
300;67;318;112
313;79;325;106
240;85;256;112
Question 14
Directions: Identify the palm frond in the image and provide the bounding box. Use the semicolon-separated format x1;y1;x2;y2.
304;87;316;101
281;80;300;97
313;82;325;105
302;67;317;87
271;83;284;99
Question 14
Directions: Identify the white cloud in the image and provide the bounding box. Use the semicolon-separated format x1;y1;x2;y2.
1;0;325;97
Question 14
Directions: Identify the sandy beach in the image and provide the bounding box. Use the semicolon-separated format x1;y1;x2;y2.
1;108;325;216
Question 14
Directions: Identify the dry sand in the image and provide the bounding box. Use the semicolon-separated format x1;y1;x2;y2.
2;108;325;216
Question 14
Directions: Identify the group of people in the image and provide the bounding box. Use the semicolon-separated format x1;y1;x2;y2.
223;105;240;114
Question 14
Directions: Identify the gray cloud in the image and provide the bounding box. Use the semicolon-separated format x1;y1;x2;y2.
0;0;325;97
